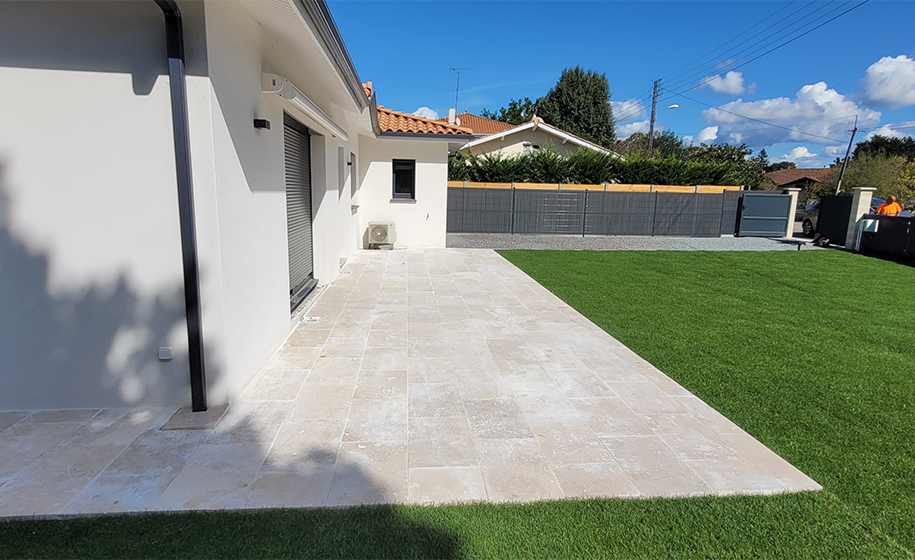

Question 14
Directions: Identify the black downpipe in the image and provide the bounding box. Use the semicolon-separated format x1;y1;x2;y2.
155;0;207;411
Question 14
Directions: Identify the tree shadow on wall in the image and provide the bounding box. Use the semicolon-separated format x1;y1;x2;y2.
0;163;199;409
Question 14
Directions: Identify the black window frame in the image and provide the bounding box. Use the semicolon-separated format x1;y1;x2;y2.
392;159;416;200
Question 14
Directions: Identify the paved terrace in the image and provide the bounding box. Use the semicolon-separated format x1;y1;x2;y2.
0;249;819;516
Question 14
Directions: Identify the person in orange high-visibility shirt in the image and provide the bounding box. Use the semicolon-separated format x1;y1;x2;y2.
876;195;903;216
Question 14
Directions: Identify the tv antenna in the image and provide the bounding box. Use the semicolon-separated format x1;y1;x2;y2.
450;67;471;114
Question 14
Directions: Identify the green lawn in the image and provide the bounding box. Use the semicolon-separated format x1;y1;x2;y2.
2;250;914;559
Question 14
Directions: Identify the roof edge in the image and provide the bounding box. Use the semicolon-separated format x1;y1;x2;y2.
293;0;368;111
379;131;475;141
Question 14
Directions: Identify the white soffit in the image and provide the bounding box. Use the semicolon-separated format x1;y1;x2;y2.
263;73;349;140
241;0;362;112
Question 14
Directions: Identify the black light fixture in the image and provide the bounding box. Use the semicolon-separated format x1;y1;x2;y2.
254;118;271;130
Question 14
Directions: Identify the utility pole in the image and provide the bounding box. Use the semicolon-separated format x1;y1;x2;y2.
450;67;471;114
835;115;858;195
647;79;660;159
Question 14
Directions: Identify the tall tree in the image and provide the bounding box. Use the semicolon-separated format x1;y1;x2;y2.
611;131;688;160
852;135;915;161
480;97;537;125
535;67;616;147
766;161;797;172
688;143;767;189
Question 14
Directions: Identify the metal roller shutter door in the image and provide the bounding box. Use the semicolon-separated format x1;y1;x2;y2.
284;113;316;311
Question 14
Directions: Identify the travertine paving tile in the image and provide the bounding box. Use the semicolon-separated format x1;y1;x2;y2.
551;463;640;498
602;435;712;497
327;442;407;506
0;249;821;517
0;411;28;432
408;417;478;468
464;399;533;439
570;397;655;437
409;382;463;418
475;438;563;502
343;398;408;442
408;467;487;503
526;415;613;465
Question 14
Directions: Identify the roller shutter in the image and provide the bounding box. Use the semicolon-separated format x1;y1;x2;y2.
284;113;316;311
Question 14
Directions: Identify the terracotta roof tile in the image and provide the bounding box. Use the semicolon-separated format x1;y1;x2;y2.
434;112;515;135
765;167;832;186
376;106;472;136
363;81;373;99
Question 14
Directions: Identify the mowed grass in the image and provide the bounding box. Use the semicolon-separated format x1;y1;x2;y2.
2;250;914;559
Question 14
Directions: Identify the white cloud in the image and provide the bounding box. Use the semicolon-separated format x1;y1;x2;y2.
696;126;719;144
617;119;651;139
717;58;739;71
681;135;694;146
699;71;755;95
861;55;915;109
702;81;881;148
782;146;817;161
865;121;915;140
412;107;439;120
823;145;843;156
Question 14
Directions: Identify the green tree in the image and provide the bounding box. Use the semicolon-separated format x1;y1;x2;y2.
821;154;913;203
852;135;915;162
611;131;689;160
480;97;537;125
688;143;767;189
766;161;797;172
535;66;616;147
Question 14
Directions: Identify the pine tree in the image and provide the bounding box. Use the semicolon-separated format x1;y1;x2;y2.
535;67;616;148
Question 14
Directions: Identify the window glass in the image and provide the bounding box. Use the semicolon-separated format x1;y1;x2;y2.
393;159;415;199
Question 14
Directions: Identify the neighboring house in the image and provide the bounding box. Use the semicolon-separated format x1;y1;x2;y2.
434;111;515;139
458;116;622;159
0;0;471;411
765;167;832;204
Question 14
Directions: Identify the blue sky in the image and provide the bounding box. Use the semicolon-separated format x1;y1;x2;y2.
328;1;915;167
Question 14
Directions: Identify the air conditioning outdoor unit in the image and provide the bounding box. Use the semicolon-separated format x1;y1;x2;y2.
369;222;396;247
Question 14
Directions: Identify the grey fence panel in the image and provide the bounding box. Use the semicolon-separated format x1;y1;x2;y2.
653;193;724;237
446;187;742;236
446;187;465;232
450;188;513;233
584;192;655;235
514;191;585;234
720;190;743;235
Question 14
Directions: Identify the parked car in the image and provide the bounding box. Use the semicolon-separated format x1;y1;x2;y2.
802;197;913;237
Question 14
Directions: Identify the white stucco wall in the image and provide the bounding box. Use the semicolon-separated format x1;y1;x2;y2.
199;0;362;403
358;136;449;248
0;0;366;409
0;1;191;408
462;129;581;158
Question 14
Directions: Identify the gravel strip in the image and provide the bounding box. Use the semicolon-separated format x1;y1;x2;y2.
446;233;822;252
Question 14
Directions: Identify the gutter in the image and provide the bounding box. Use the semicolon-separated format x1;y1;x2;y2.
293;0;368;111
155;0;207;412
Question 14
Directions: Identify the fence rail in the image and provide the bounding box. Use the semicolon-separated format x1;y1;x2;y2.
446;181;742;194
447;186;744;237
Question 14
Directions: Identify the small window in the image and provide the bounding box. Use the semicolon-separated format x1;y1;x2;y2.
392;159;415;199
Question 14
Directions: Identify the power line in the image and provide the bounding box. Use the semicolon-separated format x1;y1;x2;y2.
661;0;809;88
672;0;869;94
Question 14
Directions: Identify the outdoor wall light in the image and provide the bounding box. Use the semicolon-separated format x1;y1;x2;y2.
254;119;271;130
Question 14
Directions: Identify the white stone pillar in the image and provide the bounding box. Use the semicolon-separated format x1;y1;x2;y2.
845;187;876;247
783;187;801;238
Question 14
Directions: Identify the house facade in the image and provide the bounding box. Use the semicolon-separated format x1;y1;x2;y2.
457;116;620;159
0;0;469;411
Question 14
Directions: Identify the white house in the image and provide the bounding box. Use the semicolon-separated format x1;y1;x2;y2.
459;116;620;159
0;0;471;412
